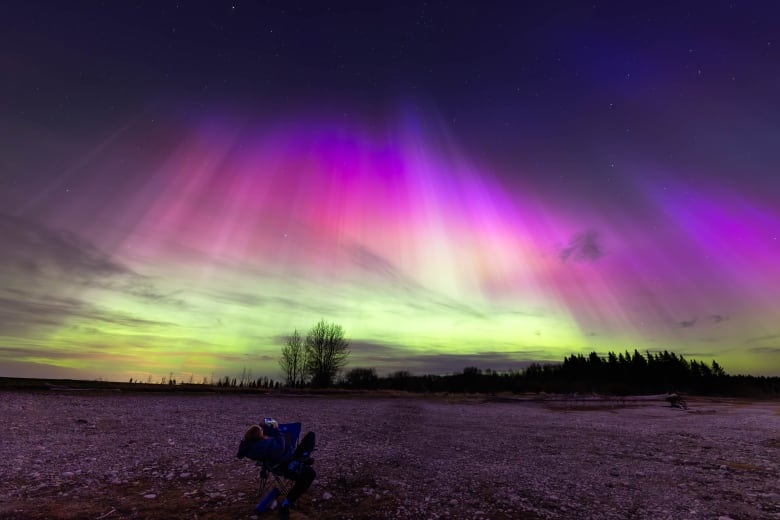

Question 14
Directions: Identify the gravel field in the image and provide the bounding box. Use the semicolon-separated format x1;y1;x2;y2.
1;391;779;519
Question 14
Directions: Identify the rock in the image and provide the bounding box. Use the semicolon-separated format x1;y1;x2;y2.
322;492;333;500
143;494;156;499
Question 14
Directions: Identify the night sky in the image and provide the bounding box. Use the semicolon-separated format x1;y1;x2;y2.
2;1;779;382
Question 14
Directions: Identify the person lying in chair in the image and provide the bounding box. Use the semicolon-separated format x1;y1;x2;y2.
237;421;316;519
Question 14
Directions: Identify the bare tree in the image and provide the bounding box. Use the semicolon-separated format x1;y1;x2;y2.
279;329;308;387
305;319;350;388
238;366;253;387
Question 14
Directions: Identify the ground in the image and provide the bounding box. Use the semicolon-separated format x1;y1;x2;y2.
1;390;779;519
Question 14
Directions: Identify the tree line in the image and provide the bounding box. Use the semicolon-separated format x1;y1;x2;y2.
125;319;779;397
280;324;779;397
339;350;780;397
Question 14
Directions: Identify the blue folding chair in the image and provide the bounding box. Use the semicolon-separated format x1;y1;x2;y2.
256;422;310;509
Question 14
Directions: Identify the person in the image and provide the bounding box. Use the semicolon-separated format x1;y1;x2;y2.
237;421;316;519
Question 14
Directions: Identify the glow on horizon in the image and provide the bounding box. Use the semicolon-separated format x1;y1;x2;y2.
2;111;779;381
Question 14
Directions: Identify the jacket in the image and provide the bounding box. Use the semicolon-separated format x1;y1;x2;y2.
236;429;288;467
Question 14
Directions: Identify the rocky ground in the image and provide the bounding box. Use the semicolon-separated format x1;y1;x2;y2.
0;390;779;519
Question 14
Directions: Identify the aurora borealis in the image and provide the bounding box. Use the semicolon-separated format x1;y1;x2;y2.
2;2;779;381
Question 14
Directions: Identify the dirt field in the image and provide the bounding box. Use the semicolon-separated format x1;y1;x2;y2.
1;391;779;519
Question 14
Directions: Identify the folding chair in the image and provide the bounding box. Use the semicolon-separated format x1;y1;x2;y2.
257;421;302;499
255;422;314;513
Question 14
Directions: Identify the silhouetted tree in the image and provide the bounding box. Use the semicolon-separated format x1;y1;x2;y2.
305;319;350;388
344;367;379;389
238;367;252;387
279;329;308;387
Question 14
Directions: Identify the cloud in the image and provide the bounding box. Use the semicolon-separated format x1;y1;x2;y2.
746;346;780;355
674;315;726;329
0;213;181;303
0;290;176;336
0;345;143;362
745;334;780;344
347;243;406;286
0;214;181;334
213;351;278;363
0;213;129;279
207;288;349;316
205;243;488;320
0;359;103;380
345;243;485;318
0;293;83;329
346;339;554;375
560;230;603;263
211;242;523;323
644;349;718;358
0;291;94;336
86;278;187;307
210;289;267;307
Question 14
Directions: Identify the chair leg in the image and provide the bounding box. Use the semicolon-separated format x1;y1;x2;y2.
259;468;272;496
